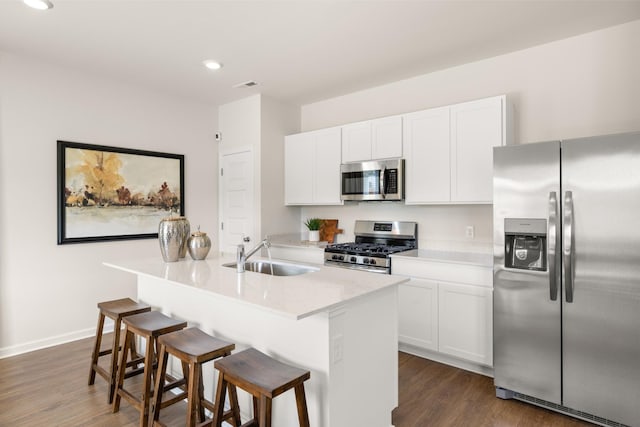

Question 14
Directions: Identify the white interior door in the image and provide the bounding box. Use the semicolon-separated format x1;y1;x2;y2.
220;150;254;255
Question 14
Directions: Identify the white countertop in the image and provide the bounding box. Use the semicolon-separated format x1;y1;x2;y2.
105;253;408;320
391;249;493;267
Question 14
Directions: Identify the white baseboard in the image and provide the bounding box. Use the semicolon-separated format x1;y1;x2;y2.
0;319;115;359
399;343;494;378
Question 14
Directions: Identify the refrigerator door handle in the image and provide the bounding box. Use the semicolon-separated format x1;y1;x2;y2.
563;190;575;303
548;191;559;300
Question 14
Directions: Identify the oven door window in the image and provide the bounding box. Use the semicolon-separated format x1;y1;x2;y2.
342;170;381;195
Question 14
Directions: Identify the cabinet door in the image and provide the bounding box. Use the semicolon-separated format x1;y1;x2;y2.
403;107;451;203
284;133;314;205
450;96;504;203
438;282;493;366
313;127;343;205
398;279;438;351
372;116;402;159
342;121;372;162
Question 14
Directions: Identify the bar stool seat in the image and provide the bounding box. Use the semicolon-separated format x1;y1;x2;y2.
112;311;188;427
88;298;151;403
213;348;311;427
150;328;236;427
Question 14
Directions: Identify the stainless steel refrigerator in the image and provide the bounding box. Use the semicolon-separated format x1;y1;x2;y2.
493;132;640;427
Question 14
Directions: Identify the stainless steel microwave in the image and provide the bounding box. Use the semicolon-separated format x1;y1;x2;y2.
340;159;404;201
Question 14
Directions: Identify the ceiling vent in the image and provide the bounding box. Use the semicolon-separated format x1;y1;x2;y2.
232;80;258;88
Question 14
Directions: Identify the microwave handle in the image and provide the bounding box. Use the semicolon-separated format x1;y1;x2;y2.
380;165;386;198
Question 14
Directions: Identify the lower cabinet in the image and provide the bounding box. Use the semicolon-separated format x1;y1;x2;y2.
395;258;493;369
437;282;492;365
398;279;438;351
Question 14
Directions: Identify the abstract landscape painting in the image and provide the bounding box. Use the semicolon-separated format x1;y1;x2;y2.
57;140;184;244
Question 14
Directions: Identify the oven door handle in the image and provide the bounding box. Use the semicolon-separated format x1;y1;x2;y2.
380;165;386;199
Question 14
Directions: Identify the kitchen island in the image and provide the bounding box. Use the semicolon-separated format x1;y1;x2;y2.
105;254;408;427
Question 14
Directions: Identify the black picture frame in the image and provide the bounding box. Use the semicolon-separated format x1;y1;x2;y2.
57;140;185;244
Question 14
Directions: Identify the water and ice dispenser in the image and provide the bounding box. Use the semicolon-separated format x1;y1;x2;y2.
504;218;547;271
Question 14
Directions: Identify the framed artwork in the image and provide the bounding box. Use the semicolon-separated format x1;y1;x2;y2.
57;140;185;244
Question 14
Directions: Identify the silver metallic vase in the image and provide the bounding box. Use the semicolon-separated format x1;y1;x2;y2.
187;228;212;260
178;217;190;258
158;216;190;262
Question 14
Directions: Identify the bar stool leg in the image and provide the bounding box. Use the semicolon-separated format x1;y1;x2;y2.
107;317;123;403
112;327;132;413
186;361;200;426
259;394;272;427
197;366;206;422
150;344;168;425
88;312;105;386
140;335;156;427
294;384;310;427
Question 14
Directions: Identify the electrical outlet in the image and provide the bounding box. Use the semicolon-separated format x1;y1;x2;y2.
465;225;475;239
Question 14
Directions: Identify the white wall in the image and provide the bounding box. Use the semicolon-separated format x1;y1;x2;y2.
218;95;261;251
218;94;301;251
300;20;640;249
0;52;218;357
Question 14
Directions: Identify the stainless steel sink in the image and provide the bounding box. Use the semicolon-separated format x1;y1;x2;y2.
223;260;318;276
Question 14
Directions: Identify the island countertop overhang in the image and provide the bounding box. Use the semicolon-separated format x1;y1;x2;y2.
104;254;408;320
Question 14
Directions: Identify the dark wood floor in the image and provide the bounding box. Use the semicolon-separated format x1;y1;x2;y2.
0;335;594;426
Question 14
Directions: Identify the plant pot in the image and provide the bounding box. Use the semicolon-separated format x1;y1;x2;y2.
308;230;320;242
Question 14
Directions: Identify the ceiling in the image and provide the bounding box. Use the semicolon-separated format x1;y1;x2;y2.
1;1;640;107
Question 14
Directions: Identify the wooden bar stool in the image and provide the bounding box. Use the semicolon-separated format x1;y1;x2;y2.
88;298;151;403
150;328;236;427
112;311;187;427
212;348;311;427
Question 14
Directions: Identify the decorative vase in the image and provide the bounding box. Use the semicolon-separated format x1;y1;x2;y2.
158;215;190;262
187;227;212;260
308;230;320;242
178;217;190;258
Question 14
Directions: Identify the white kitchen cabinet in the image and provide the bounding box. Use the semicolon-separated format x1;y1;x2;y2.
393;253;493;373
403;106;450;203
403;95;511;204
341;121;371;162
438;282;493;366
398;279;438;351
450;96;507;202
285;127;342;205
342;116;402;162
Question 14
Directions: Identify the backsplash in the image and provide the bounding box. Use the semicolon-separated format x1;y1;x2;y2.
300;203;493;253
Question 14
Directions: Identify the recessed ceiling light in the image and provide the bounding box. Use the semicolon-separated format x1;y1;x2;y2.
23;0;54;10
203;60;222;71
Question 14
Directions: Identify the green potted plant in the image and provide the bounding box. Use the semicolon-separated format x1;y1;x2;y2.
304;218;322;242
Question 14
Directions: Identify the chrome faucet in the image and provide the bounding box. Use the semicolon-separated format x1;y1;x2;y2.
236;237;271;273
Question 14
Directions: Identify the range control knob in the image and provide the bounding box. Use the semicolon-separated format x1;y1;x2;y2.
363;258;370;264
350;256;357;262
369;259;376;265
332;255;338;260
339;255;345;261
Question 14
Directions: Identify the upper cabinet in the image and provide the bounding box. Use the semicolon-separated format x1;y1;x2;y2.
403;106;451;203
285;127;343;206
342;116;402;162
404;95;512;204
284;94;512;206
450;96;508;203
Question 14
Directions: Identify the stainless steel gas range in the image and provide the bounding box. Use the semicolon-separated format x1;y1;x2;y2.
324;220;417;274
